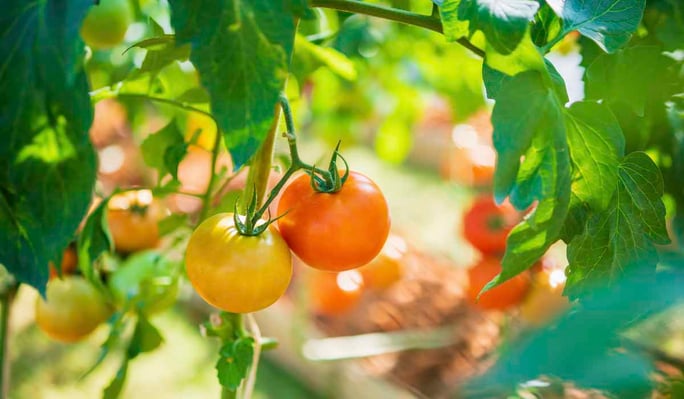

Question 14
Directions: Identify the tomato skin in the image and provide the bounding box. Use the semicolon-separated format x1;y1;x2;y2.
358;234;406;290
466;256;530;311
462;195;519;255
185;213;293;313
107;190;162;253
35;276;113;343
308;270;364;316
277;171;391;272
80;0;133;50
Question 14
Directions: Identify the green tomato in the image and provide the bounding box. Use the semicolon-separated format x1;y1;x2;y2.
109;250;179;315
80;0;133;50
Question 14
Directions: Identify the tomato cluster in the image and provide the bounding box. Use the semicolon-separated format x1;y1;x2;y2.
184;170;393;315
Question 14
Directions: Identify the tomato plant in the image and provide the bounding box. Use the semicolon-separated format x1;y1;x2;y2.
462;194;520;255
35;276;112;343
466;256;530;311
79;0;133;50
107;189;163;253
3;0;684;397
277;171;391;271
307;269;364;316
185;213;293;313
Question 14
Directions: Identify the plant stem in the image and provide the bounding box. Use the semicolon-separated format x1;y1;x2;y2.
309;0;485;57
242;314;262;399
199;113;223;222
238;105;281;213
0;285;16;399
221;387;237;399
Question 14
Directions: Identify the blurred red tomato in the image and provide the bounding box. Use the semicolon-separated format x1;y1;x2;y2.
462;194;519;255
107;189;164;253
466;256;530;311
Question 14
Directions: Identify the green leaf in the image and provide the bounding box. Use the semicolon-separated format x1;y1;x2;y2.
216;337;255;391
484;71;571;291
77;198;113;286
158;213;189;236
141;121;188;181
564;101;625;211
292;34;357;82
464;270;684;398
127;314;163;359
175;87;210;103
585;46;678;117
168;0;298;168
439;0;469;41
484;31;545;77
103;360;129;399
458;0;540;54
565;152;670;297
0;0;97;294
546;0;646;52
139;41;191;74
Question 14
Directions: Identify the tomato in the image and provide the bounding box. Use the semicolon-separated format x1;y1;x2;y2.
358;234;407;290
462;194;519;255
277;171;391;271
466;256;530;311
109;250;179;315
107;189;163;253
35;276;112;343
520;267;571;326
49;245;78;280
80;0;133;50
185;213;292;313
308;269;364;316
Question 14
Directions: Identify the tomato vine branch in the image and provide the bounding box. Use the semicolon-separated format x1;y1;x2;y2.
309;0;485;57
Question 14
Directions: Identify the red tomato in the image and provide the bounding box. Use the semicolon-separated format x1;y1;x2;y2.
358;234;407;290
308;269;364;316
277;171;391;271
462;194;519;255
466;256;530;311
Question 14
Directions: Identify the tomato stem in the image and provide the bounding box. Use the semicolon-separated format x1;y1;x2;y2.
199;110;224;223
309;0;484;57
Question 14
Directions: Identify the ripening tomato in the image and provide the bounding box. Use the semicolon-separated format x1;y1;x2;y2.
49;245;78;280
308;269;364;316
107;189;163;253
520;267;571;326
185;213;293;313
358;234;407;290
277;171;391;272
466;256;530;311
35;276;113;343
80;0;133;50
462;195;519;255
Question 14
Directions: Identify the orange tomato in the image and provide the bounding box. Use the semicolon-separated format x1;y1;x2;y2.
466;256;530;311
277;171;391;271
358;234;407;290
308;269;364;316
107;189;163;253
